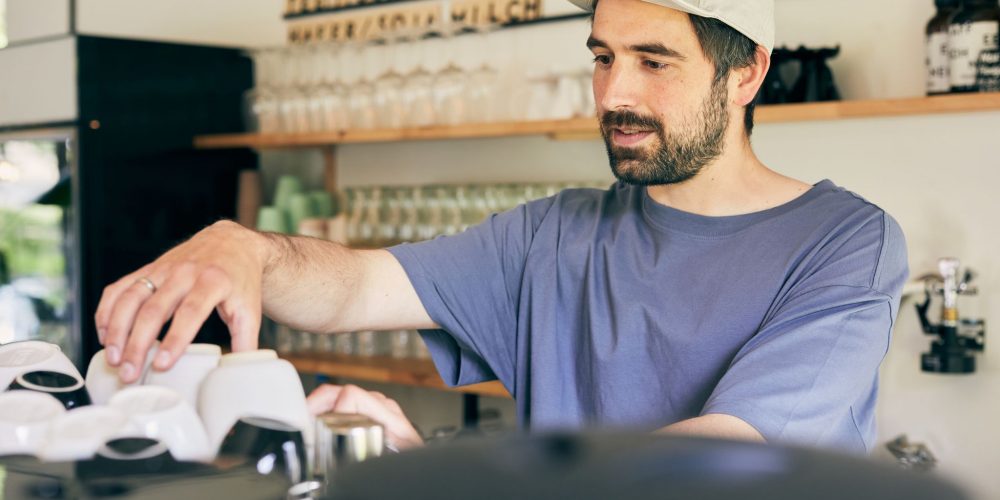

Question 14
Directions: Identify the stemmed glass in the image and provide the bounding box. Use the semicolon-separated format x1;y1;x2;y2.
243;48;281;133
343;41;378;130
403;32;440;127
373;38;406;129
433;27;469;126
277;45;312;134
464;24;501;124
303;44;330;133
315;42;351;132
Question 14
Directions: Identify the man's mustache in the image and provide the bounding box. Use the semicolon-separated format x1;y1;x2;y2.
600;110;663;133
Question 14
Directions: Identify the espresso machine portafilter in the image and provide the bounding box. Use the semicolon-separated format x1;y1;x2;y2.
916;258;986;374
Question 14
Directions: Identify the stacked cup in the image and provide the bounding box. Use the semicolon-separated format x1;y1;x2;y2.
2;340;314;479
0;340;89;458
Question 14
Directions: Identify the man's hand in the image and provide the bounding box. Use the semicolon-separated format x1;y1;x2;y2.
94;221;269;383
307;384;424;451
94;217;434;386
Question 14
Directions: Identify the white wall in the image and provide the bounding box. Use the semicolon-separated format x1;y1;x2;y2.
76;0;286;47
9;0;998;497
5;0;70;44
0;37;77;126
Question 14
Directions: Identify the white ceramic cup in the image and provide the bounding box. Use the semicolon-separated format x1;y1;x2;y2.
110;385;212;462
0;340;81;390
85;342;159;405
142;344;221;411
0;391;66;456
39;405;128;462
198;349;312;452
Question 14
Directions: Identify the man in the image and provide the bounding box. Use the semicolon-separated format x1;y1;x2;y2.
95;0;907;453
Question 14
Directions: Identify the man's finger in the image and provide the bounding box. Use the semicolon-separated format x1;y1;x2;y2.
119;266;198;382
331;385;399;424
306;384;344;415
220;297;261;352
94;264;151;342
154;271;231;370
103;268;170;368
329;386;421;450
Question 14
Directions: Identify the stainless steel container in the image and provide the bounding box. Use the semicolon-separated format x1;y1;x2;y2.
312;413;384;486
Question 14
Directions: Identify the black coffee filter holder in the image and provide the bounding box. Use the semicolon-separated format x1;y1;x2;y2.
758;46;842;105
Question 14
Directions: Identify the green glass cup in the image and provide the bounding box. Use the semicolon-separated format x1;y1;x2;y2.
309;191;334;218
274;176;304;212
288;193;316;234
257;206;289;234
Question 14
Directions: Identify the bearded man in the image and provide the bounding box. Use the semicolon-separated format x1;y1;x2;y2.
95;0;908;453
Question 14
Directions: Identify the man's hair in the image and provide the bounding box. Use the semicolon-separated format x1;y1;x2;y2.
590;1;762;136
688;16;760;136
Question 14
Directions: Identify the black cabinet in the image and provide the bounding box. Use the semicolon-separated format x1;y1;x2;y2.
73;36;255;360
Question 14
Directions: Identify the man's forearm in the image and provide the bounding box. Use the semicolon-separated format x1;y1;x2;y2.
258;232;364;333
257;232;435;334
658;413;766;443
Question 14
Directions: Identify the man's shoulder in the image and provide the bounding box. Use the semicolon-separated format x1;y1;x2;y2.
793;180;909;296
789;180;901;243
807;180;887;217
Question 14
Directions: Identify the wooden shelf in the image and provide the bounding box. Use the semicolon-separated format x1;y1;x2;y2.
755;92;1000;124
195;117;598;149
195;93;1000;150
282;352;512;399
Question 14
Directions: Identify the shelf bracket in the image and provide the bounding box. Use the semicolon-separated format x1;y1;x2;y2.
322;145;338;194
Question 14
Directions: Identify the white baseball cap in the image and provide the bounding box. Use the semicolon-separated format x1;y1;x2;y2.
569;0;775;54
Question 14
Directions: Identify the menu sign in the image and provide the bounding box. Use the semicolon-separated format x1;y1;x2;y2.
284;0;550;43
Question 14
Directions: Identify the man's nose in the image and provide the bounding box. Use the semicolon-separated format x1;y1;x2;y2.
598;62;641;111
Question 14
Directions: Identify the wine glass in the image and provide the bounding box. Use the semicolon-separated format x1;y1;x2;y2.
432;26;469;126
403;32;441;127
372;38;405;129
315;42;350;132
343;41;377;130
243;48;281;133
464;24;501;124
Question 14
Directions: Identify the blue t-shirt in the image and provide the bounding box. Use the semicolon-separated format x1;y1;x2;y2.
388;180;908;453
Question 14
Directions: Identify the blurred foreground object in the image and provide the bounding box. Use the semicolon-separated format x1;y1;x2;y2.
327;432;969;500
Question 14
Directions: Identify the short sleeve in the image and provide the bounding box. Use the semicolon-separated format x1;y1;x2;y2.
387;198;555;393
702;212;909;452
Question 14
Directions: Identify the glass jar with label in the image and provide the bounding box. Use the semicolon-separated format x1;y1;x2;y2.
948;0;1000;92
927;0;961;95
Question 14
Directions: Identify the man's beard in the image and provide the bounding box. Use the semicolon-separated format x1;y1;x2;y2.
601;78;730;186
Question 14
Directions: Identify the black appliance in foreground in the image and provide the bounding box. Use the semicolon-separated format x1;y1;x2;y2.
0;433;968;500
330;433;967;500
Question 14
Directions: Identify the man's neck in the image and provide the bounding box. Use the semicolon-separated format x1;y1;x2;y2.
645;139;811;217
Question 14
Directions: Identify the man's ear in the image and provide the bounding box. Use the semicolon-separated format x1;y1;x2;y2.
732;45;770;106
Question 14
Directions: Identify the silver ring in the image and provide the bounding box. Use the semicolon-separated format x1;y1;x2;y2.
136;277;157;294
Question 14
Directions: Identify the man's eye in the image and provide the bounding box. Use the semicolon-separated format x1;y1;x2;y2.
644;60;668;70
592;55;612;66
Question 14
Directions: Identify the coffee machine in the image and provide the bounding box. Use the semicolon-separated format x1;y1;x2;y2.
915;258;986;374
